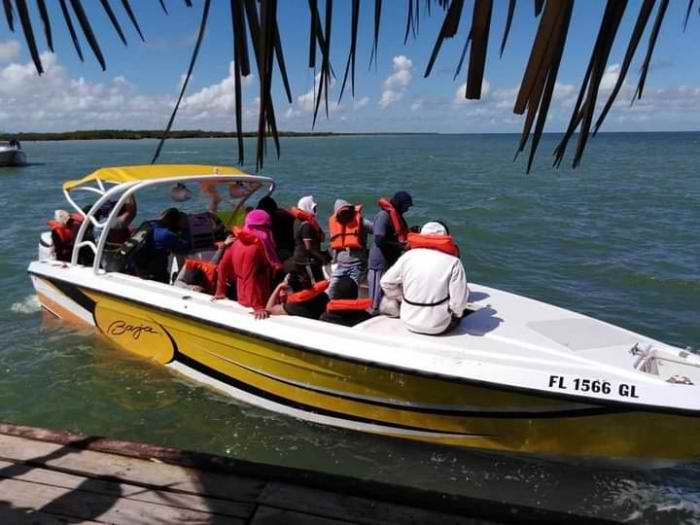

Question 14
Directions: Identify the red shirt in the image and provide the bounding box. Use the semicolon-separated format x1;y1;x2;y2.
216;239;272;310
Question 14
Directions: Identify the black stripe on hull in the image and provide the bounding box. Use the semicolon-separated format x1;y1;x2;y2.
231;358;623;420
30;270;696;417
173;351;494;437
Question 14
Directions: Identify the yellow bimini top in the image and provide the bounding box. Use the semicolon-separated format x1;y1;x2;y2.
63;164;248;192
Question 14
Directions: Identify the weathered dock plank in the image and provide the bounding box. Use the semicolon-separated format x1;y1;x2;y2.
0;423;610;524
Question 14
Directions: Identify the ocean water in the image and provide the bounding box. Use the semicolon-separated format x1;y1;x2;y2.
0;134;698;522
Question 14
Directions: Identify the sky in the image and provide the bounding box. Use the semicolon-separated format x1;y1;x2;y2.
0;0;699;134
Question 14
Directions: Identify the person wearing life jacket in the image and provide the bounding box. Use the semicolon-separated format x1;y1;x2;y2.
380;221;468;335
368;191;413;313
328;199;374;295
320;276;372;327
287;195;331;281
48;210;82;262
265;267;330;320
214;210;281;318
129;208;191;283
106;194;137;247
257;196;295;262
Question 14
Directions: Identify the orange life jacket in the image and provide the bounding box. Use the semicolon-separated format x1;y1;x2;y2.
326;298;372;312
285;280;329;304
183;259;218;293
47;220;74;244
329;205;364;251
290;207;325;241
407;232;460;257
377;198;408;242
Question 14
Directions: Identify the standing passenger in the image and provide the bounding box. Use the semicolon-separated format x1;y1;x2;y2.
257;196;295;262
328;199;373;294
368;191;413;313
288;195;330;281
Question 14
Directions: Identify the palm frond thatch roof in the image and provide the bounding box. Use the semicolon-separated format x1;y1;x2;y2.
2;0;695;171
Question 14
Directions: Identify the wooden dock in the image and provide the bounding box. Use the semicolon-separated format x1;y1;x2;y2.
0;423;607;524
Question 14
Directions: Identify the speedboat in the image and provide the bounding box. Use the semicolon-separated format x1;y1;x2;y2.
0;140;27;166
28;165;700;461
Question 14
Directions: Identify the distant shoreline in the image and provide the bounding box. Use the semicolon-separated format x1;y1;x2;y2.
1;129;698;142
0;130;439;142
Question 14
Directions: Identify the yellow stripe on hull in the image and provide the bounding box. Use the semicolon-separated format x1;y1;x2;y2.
71;288;700;460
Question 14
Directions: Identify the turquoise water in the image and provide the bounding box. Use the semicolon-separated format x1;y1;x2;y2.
1;135;699;521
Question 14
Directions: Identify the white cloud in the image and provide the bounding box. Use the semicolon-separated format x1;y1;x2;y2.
601;63;621;91
282;73;342;120
353;96;369;110
0;53;260;131
410;99;423;111
0;40;20;62
379;55;413;109
454;79;491;104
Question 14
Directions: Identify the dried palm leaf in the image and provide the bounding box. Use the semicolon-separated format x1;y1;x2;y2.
69;0;107;70
99;0;128;46
151;0;212;164
634;0;669;101
465;0;492;99
59;0;84;62
37;0;53;51
3;0;13;31
120;0;145;41
500;0;516;57
15;0;43;73
338;0;359;101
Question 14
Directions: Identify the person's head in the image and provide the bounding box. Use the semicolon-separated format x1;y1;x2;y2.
54;209;70;225
391;191;413;214
170;182;192;202
244;209;272;231
330;276;359;300
420;221;447;236
159;207;182;230
297;195;318;215
286;268;313;292
257;196;279;214
334;199;355;224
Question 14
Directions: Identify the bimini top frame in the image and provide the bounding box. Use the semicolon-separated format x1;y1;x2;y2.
64;165;274;273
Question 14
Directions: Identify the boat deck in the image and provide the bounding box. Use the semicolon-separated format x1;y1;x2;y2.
0;423;512;524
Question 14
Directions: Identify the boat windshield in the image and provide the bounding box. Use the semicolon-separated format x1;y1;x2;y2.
65;170;274;273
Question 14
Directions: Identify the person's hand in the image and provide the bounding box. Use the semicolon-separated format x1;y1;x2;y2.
223;234;236;246
211;294;225;301
253;309;269;320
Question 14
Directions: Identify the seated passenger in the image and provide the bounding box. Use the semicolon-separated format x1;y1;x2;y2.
287;196;330;281
257;196;295;261
107;194;137;246
380;222;468;335
328;199;373;295
214;210;280;318
144;208;191;283
319;276;372;327
265;269;329;320
48;209;83;262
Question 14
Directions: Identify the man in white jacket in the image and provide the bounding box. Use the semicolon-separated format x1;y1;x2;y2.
380;222;469;335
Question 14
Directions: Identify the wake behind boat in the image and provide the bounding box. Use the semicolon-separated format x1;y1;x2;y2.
0;140;27;167
27;165;700;462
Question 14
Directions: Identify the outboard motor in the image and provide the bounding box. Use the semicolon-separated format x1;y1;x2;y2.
38;231;55;261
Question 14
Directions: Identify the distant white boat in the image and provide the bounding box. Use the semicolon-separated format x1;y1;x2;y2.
0;140;27;166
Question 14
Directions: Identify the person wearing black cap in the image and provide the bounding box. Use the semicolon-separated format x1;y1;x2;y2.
368;191;413;314
320;276;372;327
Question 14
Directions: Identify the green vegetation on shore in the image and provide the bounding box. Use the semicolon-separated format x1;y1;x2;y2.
0;130;436;141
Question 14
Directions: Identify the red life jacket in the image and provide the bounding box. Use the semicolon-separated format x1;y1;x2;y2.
285;280;329;304
377;198;408;242
407;232;460;257
47;220;74;244
290;207;325;241
183;259;218;294
326;298;372;312
329;205;364;251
